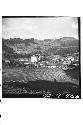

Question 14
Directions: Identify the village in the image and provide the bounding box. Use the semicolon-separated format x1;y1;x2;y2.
3;52;79;70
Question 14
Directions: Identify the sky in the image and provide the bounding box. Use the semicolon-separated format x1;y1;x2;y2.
2;17;78;40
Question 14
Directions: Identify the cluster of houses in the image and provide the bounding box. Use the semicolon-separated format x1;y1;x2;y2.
3;52;79;69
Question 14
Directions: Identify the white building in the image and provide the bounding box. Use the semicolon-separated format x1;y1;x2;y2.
67;56;74;61
31;55;38;63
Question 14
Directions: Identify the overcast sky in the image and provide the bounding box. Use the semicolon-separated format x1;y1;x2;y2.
2;17;78;40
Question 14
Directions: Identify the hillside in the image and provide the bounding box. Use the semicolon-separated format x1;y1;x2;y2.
2;37;79;56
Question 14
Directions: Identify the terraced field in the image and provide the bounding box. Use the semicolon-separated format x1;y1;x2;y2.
2;66;79;85
2;66;80;98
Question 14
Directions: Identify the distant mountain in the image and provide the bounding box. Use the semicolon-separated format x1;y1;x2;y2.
58;37;79;47
43;37;79;56
2;38;38;47
2;37;79;55
52;37;78;47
